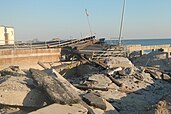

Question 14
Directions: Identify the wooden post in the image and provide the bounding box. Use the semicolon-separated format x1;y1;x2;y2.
166;52;170;64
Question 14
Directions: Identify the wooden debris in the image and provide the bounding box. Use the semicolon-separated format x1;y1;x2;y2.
73;84;108;91
107;74;123;87
145;68;162;79
92;60;108;69
37;61;49;70
52;61;87;72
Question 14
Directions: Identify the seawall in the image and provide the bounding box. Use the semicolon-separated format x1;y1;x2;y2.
0;48;61;69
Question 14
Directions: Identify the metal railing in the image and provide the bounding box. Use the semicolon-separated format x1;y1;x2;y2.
0;36;95;50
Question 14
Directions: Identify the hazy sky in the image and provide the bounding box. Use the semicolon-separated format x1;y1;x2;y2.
0;0;171;41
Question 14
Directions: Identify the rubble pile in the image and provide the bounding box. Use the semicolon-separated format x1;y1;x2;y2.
0;66;119;114
105;57;134;68
131;51;171;71
0;53;171;114
154;92;171;114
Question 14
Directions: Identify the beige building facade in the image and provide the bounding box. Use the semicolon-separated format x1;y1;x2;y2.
0;25;14;45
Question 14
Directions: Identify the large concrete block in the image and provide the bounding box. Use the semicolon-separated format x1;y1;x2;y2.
105;57;133;68
29;103;88;114
0;76;50;107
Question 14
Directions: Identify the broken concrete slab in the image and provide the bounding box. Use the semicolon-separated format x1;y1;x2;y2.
91;108;104;114
104;100;119;114
107;67;122;76
145;69;162;79
118;67;135;76
162;74;171;81
0;76;49;107
131;51;171;71
155;101;170;114
86;74;112;88
51;68;81;93
154;92;171;114
30;68;81;105
29;103;88;114
85;100;120;114
82;92;106;110
0;66;26;76
105;57;134;68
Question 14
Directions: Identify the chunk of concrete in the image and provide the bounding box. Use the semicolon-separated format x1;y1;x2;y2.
30;68;81;105
155;101;170;114
105;57;134;68
155;71;162;79
29;103;88;114
104;100;119;114
82;92;106;110
86;74;112;88
162;74;171;80
87;100;120;114
0;66;26;76
0;76;49;107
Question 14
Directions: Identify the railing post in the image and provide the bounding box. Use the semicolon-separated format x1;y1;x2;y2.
45;41;47;49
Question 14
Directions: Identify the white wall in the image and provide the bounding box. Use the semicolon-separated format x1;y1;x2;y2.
0;27;5;45
6;27;14;44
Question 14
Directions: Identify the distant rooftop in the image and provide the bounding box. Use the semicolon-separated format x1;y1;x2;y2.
0;25;14;28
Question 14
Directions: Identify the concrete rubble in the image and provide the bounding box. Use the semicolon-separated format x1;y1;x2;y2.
154;92;171;114
82;92;107;110
131;51;171;71
105;57;134;68
0;74;49;108
29;103;88;114
0;51;171;114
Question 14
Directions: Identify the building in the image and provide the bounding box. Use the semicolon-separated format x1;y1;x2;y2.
0;25;14;45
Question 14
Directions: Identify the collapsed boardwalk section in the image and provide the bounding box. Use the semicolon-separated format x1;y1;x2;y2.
0;48;61;69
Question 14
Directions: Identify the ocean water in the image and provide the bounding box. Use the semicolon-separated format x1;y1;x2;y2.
105;38;171;46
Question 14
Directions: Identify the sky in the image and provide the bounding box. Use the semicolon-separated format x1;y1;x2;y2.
0;0;171;41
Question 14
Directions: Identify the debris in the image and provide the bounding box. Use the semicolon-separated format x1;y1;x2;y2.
145;69;162;79
104;100;120;114
37;61;49;70
132;51;171;71
107;67;122;75
51;68;81;92
0;66;26;76
105;57;134;68
0;76;49;107
161;74;171;81
154;92;171;114
1;50;171;114
155;101;169;114
52;61;87;72
29;103;88;114
84;74;113;88
30;68;81;105
107;74;123;87
73;84;108;91
82;92;107;110
92;60;108;69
